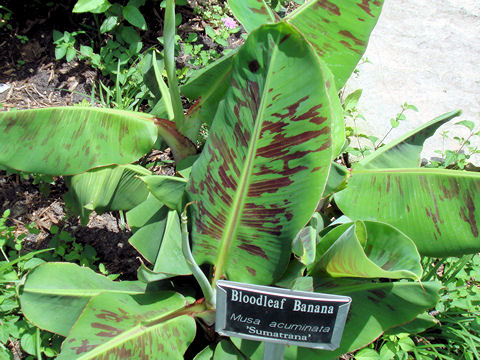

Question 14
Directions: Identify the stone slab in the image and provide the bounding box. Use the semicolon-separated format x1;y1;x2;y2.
345;0;480;164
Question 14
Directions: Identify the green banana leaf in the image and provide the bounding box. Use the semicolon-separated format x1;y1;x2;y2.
176;154;200;180
149;209;191;276
194;345;215;360
139;51;166;103
322;161;348;197
211;339;266;359
164;0;187;138
274;259;306;288
309;221;422;280
211;340;243;359
18;262;146;336
193;345;215;360
228;0;384;88
140;175;187;211
293;226;317;266
335;168;480;256
64;165;151;221
0;107;196;175
290;277;440;359
217;339;308;360
187;23;341;284
126;194;168;259
292;212;323;266
136;263;178;283
57;291;196;359
181;50;237;128
385;312;438;336
356;110;461;169
227;0;278;32
126;195;168;262
127;196;191;282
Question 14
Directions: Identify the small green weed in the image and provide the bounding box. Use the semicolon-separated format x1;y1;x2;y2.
430;118;480;169
343;89;371;158
420;255;480;359
0;210;63;359
179;1;240;79
182;32;222;70
15;59;25;69
352;56;371;77
0;5;13;31
42;224;117;279
343;90;418;160
46;225;98;267
15;34;28;44
3;169;55;197
269;0;306;17
193;2;236;31
53;0;150;106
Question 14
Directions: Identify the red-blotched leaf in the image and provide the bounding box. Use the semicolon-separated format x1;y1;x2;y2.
19;263;146;337
0;107;157;175
287;0;384;88
0;107;195;175
57;291;196;359
228;0;384;88
187;23;342;284
227;0;278;32
153;117;197;162
335;168;480;256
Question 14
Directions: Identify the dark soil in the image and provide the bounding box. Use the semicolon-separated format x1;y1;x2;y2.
0;170;142;278
0;0;185;278
0;0;137;277
0;1;98;109
0;0;241;109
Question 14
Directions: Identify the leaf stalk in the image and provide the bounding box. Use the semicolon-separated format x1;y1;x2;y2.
181;203;216;308
164;0;186;134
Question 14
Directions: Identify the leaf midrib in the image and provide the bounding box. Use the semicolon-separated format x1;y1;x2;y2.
24;288;144;296
284;0;316;22
354;168;480;178
313;280;439;295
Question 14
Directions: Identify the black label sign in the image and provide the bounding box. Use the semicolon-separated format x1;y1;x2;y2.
215;281;351;350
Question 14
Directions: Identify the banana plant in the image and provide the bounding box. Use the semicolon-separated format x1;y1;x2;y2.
1;1;480;359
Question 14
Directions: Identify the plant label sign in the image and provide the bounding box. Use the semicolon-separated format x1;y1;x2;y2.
216;280;351;350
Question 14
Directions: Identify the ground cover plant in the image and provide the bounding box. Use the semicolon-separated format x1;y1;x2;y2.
1;0;479;359
0;208;119;359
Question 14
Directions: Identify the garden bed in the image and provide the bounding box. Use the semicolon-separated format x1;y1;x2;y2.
0;1;478;359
